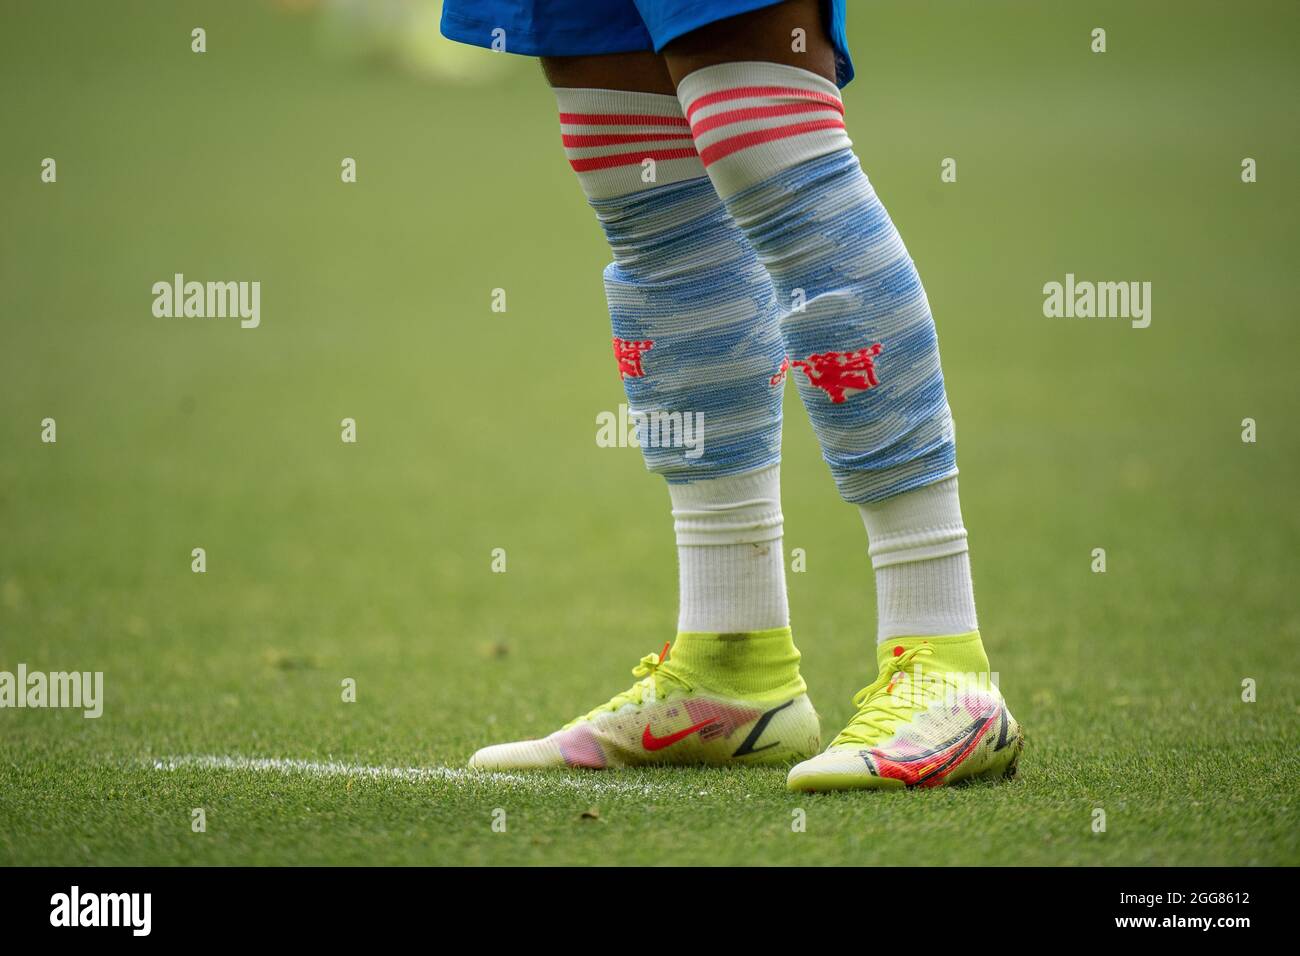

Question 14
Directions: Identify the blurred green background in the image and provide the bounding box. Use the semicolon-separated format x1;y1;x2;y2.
1;0;1297;865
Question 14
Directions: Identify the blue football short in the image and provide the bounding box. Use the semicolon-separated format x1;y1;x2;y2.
440;0;853;87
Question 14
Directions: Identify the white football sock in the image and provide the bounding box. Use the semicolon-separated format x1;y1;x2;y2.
859;477;978;642
555;88;792;640
669;464;790;633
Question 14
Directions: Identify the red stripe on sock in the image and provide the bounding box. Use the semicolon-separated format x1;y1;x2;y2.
684;86;843;122
690;101;843;136
562;132;696;148
559;112;691;128
698;118;847;166
568;147;700;172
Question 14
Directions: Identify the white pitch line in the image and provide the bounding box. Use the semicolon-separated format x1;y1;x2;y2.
150;754;666;795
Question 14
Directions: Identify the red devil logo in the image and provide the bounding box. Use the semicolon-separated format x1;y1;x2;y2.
781;344;883;403
612;337;654;379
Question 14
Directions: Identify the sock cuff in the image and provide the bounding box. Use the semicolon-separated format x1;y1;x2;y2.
669;626;806;699
553;87;707;200
874;630;988;673
675;61;852;197
669;464;784;546
859;477;969;568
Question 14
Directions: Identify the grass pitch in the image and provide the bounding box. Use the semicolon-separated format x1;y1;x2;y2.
1;0;1298;866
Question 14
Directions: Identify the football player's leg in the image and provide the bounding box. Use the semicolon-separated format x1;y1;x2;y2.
474;52;818;769
657;1;1021;788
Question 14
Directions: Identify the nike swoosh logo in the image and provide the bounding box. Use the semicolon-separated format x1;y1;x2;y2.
994;707;1012;751
731;699;794;757
866;711;999;785
642;718;718;751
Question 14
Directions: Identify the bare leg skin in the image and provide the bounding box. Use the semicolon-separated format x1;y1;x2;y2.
661;0;836;86
540;50;676;95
